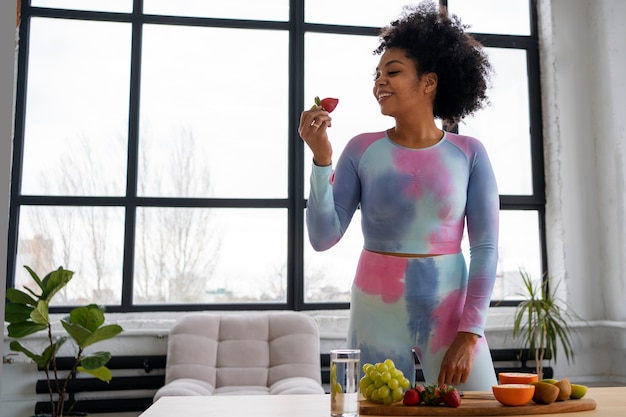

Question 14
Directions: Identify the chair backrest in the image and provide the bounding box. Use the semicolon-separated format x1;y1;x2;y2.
164;311;322;388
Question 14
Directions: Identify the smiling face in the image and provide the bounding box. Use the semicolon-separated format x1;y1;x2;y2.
373;47;437;120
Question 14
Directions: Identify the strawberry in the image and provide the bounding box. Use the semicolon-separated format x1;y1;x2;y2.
420;383;443;405
442;385;462;408
320;97;339;112
402;388;421;406
311;96;339;113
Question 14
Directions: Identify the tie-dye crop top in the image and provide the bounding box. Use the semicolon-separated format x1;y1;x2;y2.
306;130;499;335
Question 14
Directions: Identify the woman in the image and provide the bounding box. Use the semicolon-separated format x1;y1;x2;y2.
299;2;499;390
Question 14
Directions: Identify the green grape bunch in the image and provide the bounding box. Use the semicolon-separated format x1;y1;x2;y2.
359;359;411;405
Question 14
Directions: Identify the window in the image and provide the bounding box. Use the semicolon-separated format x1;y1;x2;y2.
9;0;544;311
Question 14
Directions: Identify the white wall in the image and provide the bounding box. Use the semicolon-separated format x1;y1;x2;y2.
0;0;18;399
2;0;626;416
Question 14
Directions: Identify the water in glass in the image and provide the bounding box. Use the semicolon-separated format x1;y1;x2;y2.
330;349;360;417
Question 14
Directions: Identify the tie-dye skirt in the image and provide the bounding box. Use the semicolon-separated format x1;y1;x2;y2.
347;249;497;391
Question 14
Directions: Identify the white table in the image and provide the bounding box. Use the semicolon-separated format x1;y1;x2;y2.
139;387;626;417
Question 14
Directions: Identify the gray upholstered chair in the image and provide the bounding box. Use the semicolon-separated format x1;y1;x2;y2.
153;311;325;401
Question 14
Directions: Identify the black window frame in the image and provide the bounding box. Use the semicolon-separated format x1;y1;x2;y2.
7;0;544;312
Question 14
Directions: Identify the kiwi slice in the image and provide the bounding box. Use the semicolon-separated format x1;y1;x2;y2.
554;378;572;401
530;382;560;404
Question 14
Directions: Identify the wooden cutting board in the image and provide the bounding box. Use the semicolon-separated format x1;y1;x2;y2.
359;392;597;415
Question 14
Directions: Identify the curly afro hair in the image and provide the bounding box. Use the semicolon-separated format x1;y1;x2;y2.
374;2;492;127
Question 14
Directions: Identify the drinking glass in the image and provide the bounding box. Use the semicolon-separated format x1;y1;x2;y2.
330;349;360;417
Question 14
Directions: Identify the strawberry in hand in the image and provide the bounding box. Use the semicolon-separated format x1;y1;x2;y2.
311;96;339;113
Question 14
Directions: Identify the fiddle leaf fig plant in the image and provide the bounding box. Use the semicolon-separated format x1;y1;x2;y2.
4;266;124;417
512;268;583;380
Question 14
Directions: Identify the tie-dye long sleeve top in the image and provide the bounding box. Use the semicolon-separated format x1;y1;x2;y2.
306;130;499;336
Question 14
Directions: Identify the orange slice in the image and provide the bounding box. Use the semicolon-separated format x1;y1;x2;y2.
492;384;536;406
498;372;539;384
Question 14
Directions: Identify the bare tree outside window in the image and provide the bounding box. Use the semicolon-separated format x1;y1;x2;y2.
135;127;221;303
17;132;126;305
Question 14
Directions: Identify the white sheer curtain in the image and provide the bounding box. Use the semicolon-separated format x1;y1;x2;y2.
540;0;626;322
538;0;626;384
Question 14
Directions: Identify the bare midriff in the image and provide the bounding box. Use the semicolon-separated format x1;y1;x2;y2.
367;249;444;258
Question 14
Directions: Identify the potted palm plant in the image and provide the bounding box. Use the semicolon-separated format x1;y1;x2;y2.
512;268;583;380
4;266;124;417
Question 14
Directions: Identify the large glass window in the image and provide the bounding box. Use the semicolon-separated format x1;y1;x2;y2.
21;17;131;196
9;0;544;311
138;25;289;199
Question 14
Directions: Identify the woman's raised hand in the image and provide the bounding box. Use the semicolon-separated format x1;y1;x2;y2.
298;106;333;166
